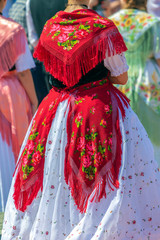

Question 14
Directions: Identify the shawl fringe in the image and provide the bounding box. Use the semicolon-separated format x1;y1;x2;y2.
34;29;127;87
0;16;26;77
64;84;130;213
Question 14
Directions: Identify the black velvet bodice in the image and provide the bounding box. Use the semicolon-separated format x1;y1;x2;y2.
49;61;109;89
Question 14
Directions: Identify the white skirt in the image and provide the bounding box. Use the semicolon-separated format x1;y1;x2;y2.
2;100;160;240
0;133;15;212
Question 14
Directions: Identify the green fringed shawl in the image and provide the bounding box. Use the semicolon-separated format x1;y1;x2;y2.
110;9;160;146
110;9;160;79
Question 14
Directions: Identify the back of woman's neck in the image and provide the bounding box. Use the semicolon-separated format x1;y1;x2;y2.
64;7;86;12
65;3;88;12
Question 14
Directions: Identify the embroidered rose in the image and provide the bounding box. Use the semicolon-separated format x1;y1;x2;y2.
100;119;107;128
86;142;95;155
32;152;41;165
22;155;29;166
75;113;84;128
62;26;75;33
105;105;110;112
58;34;69;43
109;138;112;146
94;152;102;167
77;137;85;150
75;30;89;39
95;19;107;25
90;106;96;114
27;141;35;154
82;155;92;168
77;113;83;122
50;24;61;32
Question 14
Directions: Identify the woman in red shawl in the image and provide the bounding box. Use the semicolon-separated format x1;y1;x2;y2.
2;0;160;239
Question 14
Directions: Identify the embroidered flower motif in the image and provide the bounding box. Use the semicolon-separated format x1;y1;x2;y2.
58;34;69;43
100;119;107;128
94;152;103;167
77;136;85;150
82;155;92;168
125;18;132;27
104;103;112;114
27;142;35;155
42;118;46;126
32;151;42;165
75;97;85;105
62;25;75;33
90;106;96;114
23;155;29;166
75;30;89;39
50;24;61;32
92;93;98;99
75;112;84;128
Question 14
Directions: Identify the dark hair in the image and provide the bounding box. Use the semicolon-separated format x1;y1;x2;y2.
123;0;147;10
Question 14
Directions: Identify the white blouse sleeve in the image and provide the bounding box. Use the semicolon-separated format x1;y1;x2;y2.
15;39;35;72
104;52;129;76
26;0;39;48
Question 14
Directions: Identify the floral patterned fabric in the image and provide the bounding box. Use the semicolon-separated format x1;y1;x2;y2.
110;9;160;161
111;9;159;45
34;9;127;87
110;10;160;114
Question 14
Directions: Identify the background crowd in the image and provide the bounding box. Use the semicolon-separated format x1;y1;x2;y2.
0;0;160;238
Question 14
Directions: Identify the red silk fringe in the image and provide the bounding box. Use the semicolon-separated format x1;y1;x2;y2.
64;83;130;213
34;30;127;87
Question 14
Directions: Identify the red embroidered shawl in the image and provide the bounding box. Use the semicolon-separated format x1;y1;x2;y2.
13;80;129;213
34;9;127;87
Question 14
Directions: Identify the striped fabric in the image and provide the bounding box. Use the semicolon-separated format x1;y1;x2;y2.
8;0;33;50
9;0;27;35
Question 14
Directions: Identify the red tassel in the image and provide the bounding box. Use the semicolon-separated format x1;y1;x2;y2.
34;30;127;87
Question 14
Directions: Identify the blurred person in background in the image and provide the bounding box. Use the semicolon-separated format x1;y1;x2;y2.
9;0;49;104
110;0;160;163
0;0;38;212
2;0;15;17
89;0;111;17
147;0;160;19
26;0;67;91
109;0;121;14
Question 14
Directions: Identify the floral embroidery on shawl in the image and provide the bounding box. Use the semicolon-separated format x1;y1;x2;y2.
34;9;127;87
13;79;130;213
